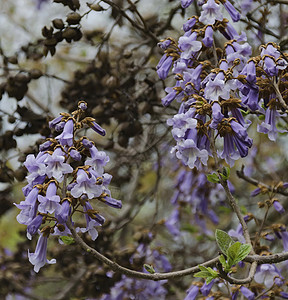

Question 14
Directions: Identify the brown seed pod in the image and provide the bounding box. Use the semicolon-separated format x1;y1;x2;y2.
66;12;81;25
52;18;65;30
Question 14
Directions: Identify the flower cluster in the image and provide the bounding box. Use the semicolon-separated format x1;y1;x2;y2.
15;101;122;272
166;166;232;237
158;0;288;169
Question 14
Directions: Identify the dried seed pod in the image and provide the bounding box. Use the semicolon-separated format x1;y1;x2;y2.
62;27;78;40
42;26;54;38
66;12;81;25
29;69;43;79
52;18;65;30
7;56;18;64
44;37;58;47
15;73;30;84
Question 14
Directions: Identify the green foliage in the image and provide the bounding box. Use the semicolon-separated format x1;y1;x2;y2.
207;173;220;183
60;236;75;245
220;167;230;181
215;229;251;273
144;264;155;274
215;229;234;256
194;265;219;284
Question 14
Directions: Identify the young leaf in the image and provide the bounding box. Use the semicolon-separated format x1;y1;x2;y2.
215;229;235;255
194;270;212;278
205;276;215;284
227;241;241;265
207;173;220;183
60;236;75;245
234;244;251;264
220;167;230;180
194;266;218;281
144;264;155;274
219;254;227;268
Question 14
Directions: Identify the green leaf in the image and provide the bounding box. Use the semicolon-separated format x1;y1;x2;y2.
215;229;234;255
206;267;218;277
194;265;219;281
227;241;241;265
205;276;215;284
234;244;251;264
60;236;75;245
220;167;230;180
219;254;227;267
144;264;155;274
227;242;251;266
207;173;220;183
194;270;211;278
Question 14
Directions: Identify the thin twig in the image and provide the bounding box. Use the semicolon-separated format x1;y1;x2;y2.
66;218;220;280
236;165;288;196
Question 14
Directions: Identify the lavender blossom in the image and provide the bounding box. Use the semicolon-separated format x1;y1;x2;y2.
181;0;193;9
70;169;103;199
254;264;281;288
28;233;56;273
38;181;61;214
27;215;43;240
157;55;173;80
199;0;223;25
44;147;73;182
223;0;241;22
56;119;74;147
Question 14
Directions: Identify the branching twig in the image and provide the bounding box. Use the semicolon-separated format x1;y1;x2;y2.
236;165;288;196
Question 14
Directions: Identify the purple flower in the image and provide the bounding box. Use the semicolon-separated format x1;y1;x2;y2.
27;215;43;240
179;32;202;60
185;284;199;300
15;187;39;225
24;152;47;184
158;39;172;50
181;0;193;8
203;25;214;48
201;280;214;296
228;224;245;243
78;101;87;110
204;72;231;101
69;148;82;161
199;0;223;25
38;181;61;214
223;0;241;22
82;138;94;148
254;264;281;288
183;17;197;32
210;102;224;129
280;292;288;299
89;121;106;136
273;200;285;214
39;140;52;151
100;195;122;209
44;147;73;182
240;286;255;300
173;138;209;168
28;233;56;272
55;199;71;224
77;202;104;241
85;145;110;175
257;107;285;141
56;119;74;147
219;120;252;165
71;169;103;199
165;208;180;236
167;109;197;141
157;55;173;80
49;115;63;129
